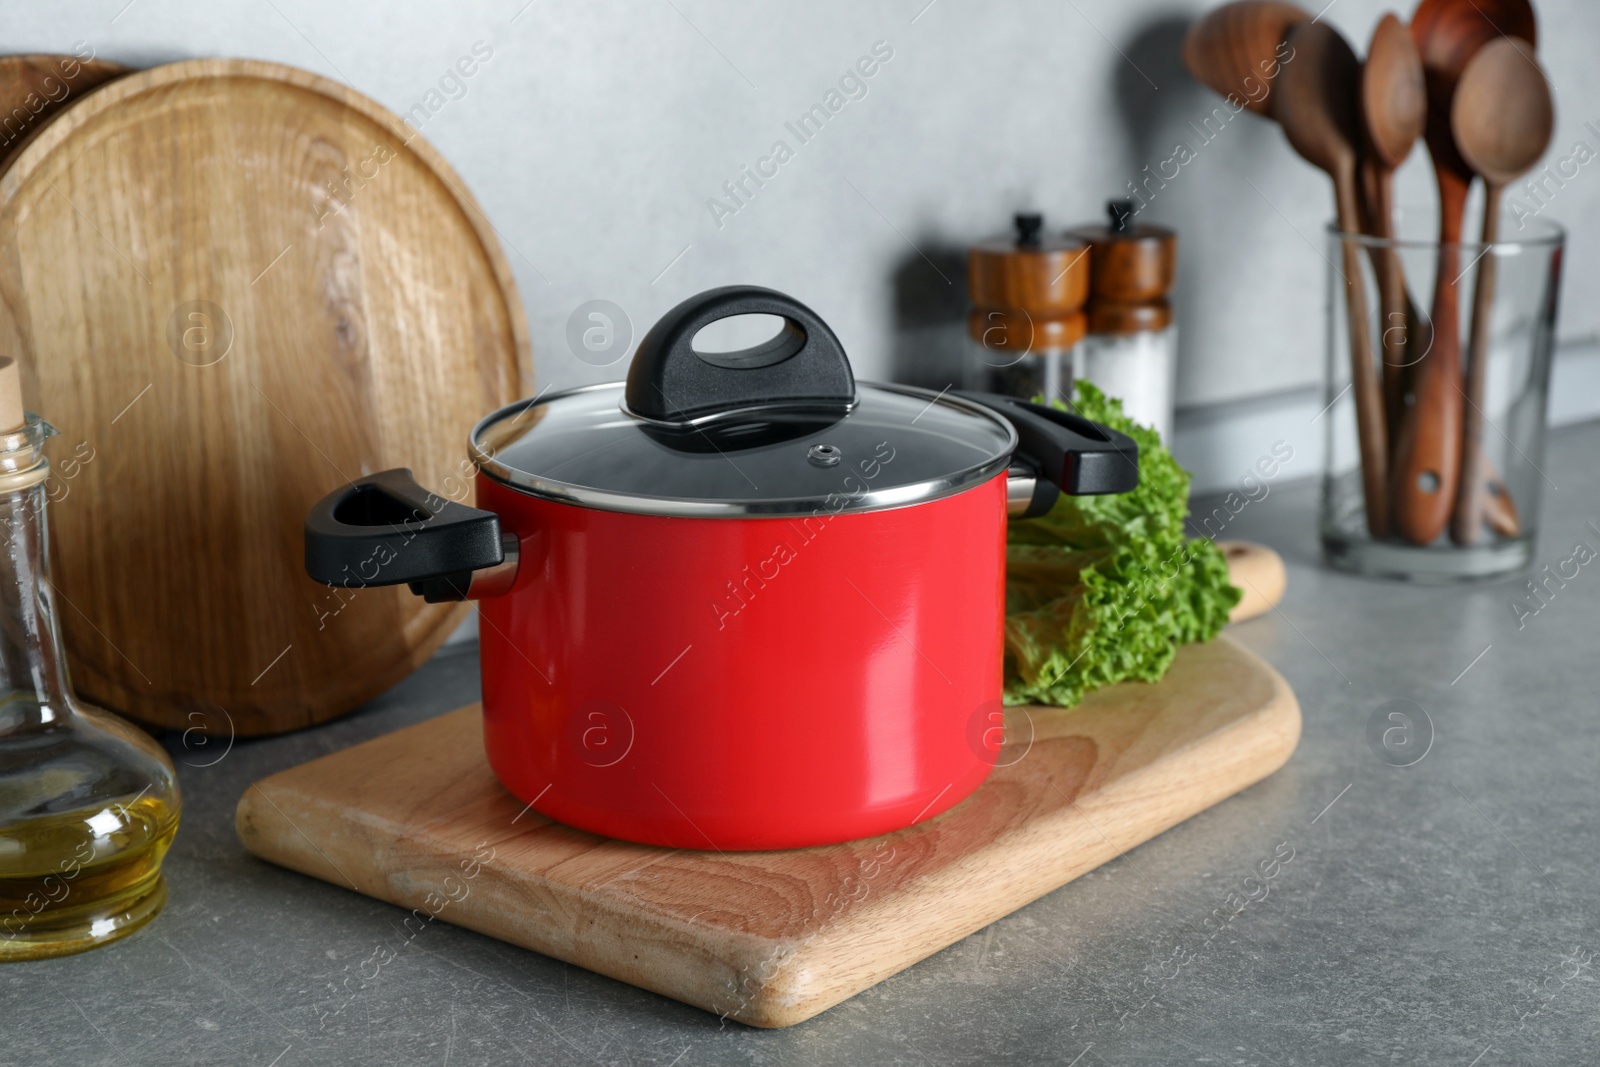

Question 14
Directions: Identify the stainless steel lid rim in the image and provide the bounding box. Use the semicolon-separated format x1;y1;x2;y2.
469;382;1019;519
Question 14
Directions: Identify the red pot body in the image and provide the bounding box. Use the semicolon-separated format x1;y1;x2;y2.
475;470;1008;850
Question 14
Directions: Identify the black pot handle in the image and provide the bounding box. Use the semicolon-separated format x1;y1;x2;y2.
956;391;1139;507
624;285;855;426
304;469;513;603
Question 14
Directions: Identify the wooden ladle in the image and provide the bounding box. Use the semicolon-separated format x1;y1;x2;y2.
1448;36;1553;544
1181;0;1309;115
1393;0;1536;544
1274;19;1389;538
1359;14;1426;441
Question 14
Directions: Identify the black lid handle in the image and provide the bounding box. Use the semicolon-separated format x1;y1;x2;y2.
624;286;855;426
956;392;1139;500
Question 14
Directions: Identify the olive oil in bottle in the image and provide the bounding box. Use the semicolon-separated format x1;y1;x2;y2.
0;791;179;959
0;358;181;959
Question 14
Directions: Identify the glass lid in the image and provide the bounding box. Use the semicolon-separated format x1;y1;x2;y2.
470;382;1016;518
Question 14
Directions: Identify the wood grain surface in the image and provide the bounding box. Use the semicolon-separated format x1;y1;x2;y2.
0;52;130;170
236;636;1301;1027
966;230;1091;313
1220;540;1287;624
0;59;530;736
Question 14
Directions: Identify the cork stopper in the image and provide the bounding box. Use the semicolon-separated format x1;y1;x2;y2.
0;356;50;491
1067;200;1178;306
0;358;24;433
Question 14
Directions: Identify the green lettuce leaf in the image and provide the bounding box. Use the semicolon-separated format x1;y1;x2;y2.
1003;381;1241;706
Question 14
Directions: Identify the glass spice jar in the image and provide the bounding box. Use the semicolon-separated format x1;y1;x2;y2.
1066;200;1178;442
964;212;1090;403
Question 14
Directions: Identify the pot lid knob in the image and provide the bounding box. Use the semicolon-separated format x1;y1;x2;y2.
624;286;856;427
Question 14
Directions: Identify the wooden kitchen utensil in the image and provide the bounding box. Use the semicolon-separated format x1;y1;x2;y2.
1448;37;1552;544
1180;0;1309;115
1274;20;1389;538
1393;0;1536;545
237;634;1300;1028
1359;14;1426;441
0;59;530;736
0;53;129;170
1355;291;1520;540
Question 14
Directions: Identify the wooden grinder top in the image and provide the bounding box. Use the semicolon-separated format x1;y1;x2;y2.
967;213;1089;353
1068;200;1178;334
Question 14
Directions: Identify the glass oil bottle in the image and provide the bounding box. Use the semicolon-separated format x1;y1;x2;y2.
0;358;180;959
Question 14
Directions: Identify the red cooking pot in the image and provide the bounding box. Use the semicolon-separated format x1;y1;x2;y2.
305;286;1137;850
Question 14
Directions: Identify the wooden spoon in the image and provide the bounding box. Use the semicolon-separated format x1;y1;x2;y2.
1448;36;1552;544
1359;14;1426;443
1390;287;1519;538
1275;20;1389;538
1181;0;1309;115
1393;0;1536;544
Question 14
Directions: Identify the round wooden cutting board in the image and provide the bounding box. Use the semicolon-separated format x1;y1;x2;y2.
0;53;131;170
0;59;530;736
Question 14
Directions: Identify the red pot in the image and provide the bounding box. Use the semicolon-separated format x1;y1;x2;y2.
306;286;1137;849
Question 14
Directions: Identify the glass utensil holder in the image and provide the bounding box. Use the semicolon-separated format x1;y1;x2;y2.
1320;215;1564;582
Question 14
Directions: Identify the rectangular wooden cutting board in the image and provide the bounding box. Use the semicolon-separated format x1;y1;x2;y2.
236;635;1299;1027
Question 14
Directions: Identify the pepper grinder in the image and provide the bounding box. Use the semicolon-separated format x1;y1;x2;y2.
1066;200;1178;441
965;212;1090;404
0;358;180;959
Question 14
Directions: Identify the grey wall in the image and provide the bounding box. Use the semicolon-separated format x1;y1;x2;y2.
12;0;1600;416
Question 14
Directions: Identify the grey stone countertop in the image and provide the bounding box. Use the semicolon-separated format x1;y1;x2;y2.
9;422;1600;1067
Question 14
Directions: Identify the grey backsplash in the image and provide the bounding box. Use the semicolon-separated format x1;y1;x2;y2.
15;0;1597;489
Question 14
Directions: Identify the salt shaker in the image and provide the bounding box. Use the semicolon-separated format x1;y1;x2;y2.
1066;200;1178;441
965;213;1090;403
